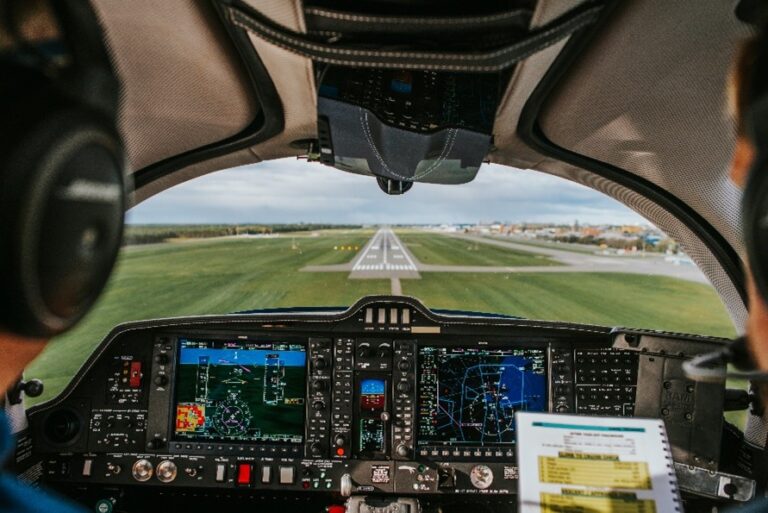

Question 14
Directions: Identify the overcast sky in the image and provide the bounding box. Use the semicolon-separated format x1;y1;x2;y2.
127;159;647;226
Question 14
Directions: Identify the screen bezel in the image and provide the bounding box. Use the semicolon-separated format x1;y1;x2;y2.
171;335;308;445
416;342;549;448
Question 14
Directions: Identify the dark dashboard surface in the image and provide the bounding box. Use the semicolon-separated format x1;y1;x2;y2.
21;296;742;511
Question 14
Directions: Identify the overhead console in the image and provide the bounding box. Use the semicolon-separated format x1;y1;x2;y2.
24;296;735;505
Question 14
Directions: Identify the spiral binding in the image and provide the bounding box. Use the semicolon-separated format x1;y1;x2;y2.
658;421;682;512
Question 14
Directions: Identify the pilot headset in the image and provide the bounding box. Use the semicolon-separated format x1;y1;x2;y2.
0;0;126;337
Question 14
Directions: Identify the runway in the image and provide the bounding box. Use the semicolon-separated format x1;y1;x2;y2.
349;228;420;279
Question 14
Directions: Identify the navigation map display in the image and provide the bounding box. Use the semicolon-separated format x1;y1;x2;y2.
174;338;306;444
417;346;546;446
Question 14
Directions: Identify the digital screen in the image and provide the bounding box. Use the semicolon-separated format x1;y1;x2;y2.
174;338;306;444
359;418;385;453
417;346;547;446
360;378;386;411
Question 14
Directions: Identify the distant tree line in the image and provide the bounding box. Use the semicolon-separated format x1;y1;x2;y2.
123;224;362;245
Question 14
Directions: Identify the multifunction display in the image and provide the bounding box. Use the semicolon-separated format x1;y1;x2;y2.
174;338;306;444
417;346;547;446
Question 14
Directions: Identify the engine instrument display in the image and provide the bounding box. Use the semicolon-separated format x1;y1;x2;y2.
174;338;306;444
417;346;547;446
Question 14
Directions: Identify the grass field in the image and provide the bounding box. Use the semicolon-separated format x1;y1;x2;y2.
25;230;737;407
483;235;598;254
403;272;736;338
396;232;561;266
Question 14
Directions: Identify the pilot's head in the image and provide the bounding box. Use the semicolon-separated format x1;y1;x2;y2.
0;0;124;393
0;1;59;392
729;26;768;369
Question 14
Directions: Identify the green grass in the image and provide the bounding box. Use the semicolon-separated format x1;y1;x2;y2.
396;232;561;267
25;234;389;403
484;235;598;254
400;272;736;339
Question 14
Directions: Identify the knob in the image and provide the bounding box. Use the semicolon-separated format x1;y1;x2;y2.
398;359;411;371
106;462;122;475
312;380;326;392
156;460;178;483
184;467;198;478
334;434;346;447
397;381;412;393
153;375;168;387
340;473;353;497
155;353;169;365
22;379;44;398
132;459;154;482
313;357;328;371
377;346;391;358
357;347;372;359
309;442;323;455
556;404;569;413
396;444;410;458
469;465;493;490
312;400;326;411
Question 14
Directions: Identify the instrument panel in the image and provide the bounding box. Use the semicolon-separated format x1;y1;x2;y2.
24;296;729;500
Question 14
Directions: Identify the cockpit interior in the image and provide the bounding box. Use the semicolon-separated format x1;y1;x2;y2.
1;1;767;513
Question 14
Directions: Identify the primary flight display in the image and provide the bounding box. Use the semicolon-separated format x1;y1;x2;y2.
417;345;547;446
173;338;306;444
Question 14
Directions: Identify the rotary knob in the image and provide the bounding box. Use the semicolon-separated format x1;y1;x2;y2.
397;381;412;393
398;359;411;371
312;380;326;392
469;465;494;490
396;444;410;458
312;400;326;411
132;459;154;482
156;460;178;483
313;357;328;371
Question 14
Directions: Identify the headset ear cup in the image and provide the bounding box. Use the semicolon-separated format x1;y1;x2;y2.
0;108;125;337
743;156;768;307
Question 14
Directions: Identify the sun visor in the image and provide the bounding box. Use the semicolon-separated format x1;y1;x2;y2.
317;95;490;186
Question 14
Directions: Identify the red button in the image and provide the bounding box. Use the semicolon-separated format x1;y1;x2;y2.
336;447;345;456
129;362;142;388
237;463;252;486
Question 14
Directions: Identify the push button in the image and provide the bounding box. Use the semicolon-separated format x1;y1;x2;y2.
279;466;295;484
237;463;252;486
215;463;227;483
261;465;272;484
82;459;93;477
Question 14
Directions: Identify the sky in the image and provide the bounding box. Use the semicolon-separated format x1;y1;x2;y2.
127;158;648;226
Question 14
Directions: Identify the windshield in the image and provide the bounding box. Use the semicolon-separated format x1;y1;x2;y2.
26;160;736;403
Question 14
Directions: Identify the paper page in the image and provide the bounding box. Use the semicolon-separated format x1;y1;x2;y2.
516;412;680;513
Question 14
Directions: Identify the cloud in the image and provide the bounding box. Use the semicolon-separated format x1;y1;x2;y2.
127;159;648;225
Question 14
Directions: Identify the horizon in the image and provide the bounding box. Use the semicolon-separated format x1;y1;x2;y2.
127;159;649;226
